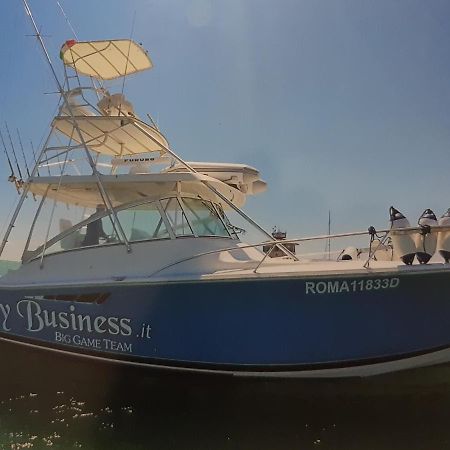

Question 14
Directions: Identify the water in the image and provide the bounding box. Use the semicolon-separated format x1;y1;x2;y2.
0;356;449;450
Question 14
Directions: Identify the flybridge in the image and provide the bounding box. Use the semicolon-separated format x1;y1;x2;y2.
0;4;275;263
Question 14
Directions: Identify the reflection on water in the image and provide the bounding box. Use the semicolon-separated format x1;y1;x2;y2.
0;353;449;449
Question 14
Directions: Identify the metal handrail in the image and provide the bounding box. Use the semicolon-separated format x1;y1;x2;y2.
146;224;450;278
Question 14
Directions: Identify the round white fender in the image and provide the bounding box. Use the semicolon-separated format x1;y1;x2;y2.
414;209;437;264
437;209;450;263
389;206;416;265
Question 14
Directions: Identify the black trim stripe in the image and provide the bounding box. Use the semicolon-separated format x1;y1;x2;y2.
0;332;449;374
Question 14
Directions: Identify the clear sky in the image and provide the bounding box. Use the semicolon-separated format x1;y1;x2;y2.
1;0;450;257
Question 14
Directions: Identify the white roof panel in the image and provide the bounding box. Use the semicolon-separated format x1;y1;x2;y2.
53;115;169;156
27;174;246;209
60;39;152;80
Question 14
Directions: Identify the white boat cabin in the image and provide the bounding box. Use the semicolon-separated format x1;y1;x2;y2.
24;180;239;263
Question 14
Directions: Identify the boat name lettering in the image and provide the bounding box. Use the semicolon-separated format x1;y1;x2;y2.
16;299;132;336
305;278;400;295
55;332;133;353
0;303;11;331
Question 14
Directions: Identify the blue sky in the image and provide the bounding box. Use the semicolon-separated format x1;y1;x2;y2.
1;0;450;252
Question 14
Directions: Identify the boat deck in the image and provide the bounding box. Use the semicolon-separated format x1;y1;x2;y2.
204;257;449;281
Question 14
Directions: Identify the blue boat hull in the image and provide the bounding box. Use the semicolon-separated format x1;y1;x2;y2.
0;270;449;376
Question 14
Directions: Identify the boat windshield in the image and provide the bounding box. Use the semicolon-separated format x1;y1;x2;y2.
25;196;233;261
162;197;229;237
116;202;171;241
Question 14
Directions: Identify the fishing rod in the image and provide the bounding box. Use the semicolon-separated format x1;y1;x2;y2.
0;128;16;184
30;140;40;176
16;128;31;178
16;128;37;200
4;122;24;186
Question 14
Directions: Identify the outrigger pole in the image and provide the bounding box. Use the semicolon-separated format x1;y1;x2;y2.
0;0;131;258
1;0;293;260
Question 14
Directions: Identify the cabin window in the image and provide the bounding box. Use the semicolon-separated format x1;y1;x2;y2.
180;198;230;237
160;198;194;236
25;195;236;262
115;203;170;241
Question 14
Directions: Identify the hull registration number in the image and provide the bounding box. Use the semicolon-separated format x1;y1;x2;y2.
305;278;400;295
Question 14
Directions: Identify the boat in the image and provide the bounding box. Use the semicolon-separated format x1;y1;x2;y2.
1;3;450;380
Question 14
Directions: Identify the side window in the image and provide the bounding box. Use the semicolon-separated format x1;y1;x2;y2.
32;195;234;260
181;198;229;237
160;198;193;236
116;203;170;241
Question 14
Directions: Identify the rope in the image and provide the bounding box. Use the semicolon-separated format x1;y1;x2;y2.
364;226;391;268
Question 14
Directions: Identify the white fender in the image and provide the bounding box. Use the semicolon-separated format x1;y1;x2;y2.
414;209;437;264
437;209;450;263
389;206;416;265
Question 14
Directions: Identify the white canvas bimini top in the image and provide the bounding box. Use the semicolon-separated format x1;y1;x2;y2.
60;39;152;80
53;115;169;156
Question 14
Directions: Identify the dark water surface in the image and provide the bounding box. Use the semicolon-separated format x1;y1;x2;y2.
0;349;449;450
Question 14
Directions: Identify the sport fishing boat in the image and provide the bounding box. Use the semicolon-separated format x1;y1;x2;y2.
1;4;450;379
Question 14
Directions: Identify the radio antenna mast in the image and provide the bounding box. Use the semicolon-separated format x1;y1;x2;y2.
22;0;65;95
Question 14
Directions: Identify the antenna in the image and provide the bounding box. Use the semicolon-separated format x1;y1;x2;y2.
22;0;66;96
